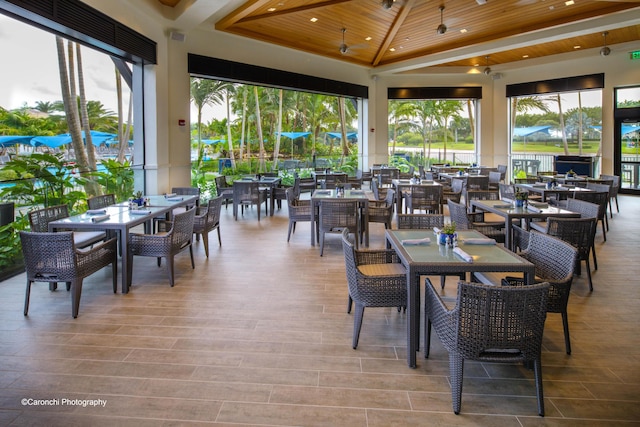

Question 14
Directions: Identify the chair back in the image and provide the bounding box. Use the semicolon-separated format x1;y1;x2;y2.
497;164;507;181
499;183;515;200
453;281;550;361
371;177;383;201
397;214;444;229
488;171;502;188
572;191;608;220
215;176;232;194
194;195;223;234
520;230;577;286
20;231;77;281
319;199;359;234
465;189;500;211
233;181;262;204
465;175;489;191
599;174;619;196
546;217;595;262
447;200;471;230
407;185;442;213
565;198;599;219
87;194;115;210
379;168;399;185
28;205;69;232
169;208;196;251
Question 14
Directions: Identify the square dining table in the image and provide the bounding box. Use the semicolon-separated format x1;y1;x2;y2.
236;176;282;216
515;182;593;202
311;189;369;247
386;229;535;368
48;195;198;294
470;198;581;251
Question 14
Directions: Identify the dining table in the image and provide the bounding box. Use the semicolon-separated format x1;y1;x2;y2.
470;198;581;251
236;176;282;216
385;229;535;368
47;194;198;294
310;189;369;247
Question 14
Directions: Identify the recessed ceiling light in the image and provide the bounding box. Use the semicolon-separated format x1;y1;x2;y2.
522;54;529;58
267;7;276;12
460;29;467;34
574;45;581;49
565;0;574;6
389;48;396;52
474;63;480;67
366;36;372;41
310;17;318;22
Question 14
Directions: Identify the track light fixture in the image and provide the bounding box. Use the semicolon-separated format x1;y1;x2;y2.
436;6;447;35
600;31;611;57
381;0;394;10
483;55;492;75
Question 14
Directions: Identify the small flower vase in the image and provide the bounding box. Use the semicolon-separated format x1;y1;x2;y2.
514;199;524;208
439;233;456;246
134;198;144;206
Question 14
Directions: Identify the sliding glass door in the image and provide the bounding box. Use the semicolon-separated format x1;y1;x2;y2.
614;87;640;194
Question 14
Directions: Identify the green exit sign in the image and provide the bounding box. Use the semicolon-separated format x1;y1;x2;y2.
631;51;640;60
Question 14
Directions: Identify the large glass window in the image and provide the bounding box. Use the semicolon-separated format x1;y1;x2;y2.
614;86;640;192
509;90;602;179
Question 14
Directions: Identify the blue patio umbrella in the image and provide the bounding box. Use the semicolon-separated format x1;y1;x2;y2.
0;135;35;147
325;131;357;140
31;135;72;148
201;139;225;144
512;126;551;137
276;132;311;159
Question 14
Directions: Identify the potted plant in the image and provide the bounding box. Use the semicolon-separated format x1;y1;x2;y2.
514;188;528;207
131;191;144;206
439;222;456;245
565;169;576;178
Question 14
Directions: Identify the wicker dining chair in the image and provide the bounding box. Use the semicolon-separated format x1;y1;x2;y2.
424;278;550;416
502;229;577;354
128;207;196;287
341;229;407;349
214;175;234;208
447;199;505;244
498;182;516;201
20;231;117;318
599;174;620;215
367;189;395;231
572;190;609;242
405;184;442;214
233;181;268;221
193;195;223;257
87;194;115;210
319;198;360;256
28;204;106;248
285;188;316;242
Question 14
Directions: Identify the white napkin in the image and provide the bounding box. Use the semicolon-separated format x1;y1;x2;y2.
90;214;110;223
129;209;151;215
401;237;431;245
527;205;542;213
350;190;365;195
166;197;183;201
453;247;473;263
461;238;496;245
433;227;441;235
493;203;513;209
86;209;107;215
529;201;548;208
164;193;177;198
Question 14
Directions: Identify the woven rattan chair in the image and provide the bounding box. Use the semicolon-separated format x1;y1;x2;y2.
545;217;597;292
497;164;507;182
441;178;463;212
28;204;106;248
319;198;360;256
128;208;196;287
87;194;115;210
341;229;407;349
565;198;600;271
367;189;395;231
585;182;611;230
371;177;387;201
572;190;609;242
405;184;442;214
488;171;502;190
20;231;117;318
272;176;299;211
233;181;268;221
465;175;489;191
285;188;316;242
424;278;550;416
193;195;223;257
214;175;234;209
447;199;505;244
599;174;620;215
503;229;577;354
498;183;516;201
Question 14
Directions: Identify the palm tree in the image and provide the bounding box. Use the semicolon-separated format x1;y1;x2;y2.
253;86;266;172
412;100;437;165
388;100;416;156
435;100;463;161
190;78;224;170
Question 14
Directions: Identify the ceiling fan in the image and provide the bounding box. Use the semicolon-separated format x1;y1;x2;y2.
436;6;447;35
339;28;349;54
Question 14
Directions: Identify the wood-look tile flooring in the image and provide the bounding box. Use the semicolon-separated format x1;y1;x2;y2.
1;194;639;426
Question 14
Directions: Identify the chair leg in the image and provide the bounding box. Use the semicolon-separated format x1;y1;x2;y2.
450;353;464;415
614;195;619;213
585;258;593;292
320;232;325;256
287;221;294;242
425;318;432;358
352;303;365;349
189;246;195;269
347;295;353;313
24;280;32;316
217;228;222;246
167;256;175;287
112;258;118;294
202;232;209;258
601;219;606;242
71;279;83;318
591;244;598;271
533;359;545;416
562;311;571;355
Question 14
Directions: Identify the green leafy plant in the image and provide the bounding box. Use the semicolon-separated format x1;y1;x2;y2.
0;214;28;273
442;222;456;235
515;188;529;200
83;158;135;203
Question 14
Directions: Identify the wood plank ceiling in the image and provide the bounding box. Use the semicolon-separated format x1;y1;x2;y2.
161;0;640;71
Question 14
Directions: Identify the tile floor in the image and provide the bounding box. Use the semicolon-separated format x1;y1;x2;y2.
0;194;639;426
